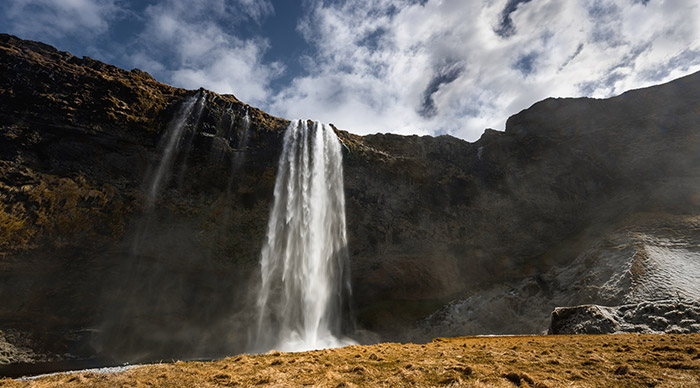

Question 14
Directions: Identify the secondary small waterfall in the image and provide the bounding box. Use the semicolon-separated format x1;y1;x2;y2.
147;92;205;208
254;120;355;352
232;108;251;170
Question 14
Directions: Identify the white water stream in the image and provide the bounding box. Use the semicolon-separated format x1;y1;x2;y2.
254;120;355;352
146;92;205;208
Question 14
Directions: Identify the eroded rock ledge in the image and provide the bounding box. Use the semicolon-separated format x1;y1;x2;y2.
549;300;700;335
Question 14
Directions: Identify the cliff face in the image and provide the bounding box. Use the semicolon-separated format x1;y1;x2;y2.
0;34;289;364
1;34;700;368
343;75;700;337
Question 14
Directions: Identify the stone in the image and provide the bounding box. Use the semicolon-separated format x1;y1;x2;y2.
548;301;700;335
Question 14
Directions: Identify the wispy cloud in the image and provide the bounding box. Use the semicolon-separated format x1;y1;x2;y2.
269;0;700;140
127;0;282;106
236;0;275;24
2;0;122;38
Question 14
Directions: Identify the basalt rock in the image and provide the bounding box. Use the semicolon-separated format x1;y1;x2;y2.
0;33;288;366
413;211;700;339
2;33;700;370
549;301;700;335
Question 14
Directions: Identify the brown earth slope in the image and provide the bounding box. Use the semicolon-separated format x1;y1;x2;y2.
2;334;700;387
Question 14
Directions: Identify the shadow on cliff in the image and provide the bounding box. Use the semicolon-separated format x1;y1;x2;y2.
94;94;274;364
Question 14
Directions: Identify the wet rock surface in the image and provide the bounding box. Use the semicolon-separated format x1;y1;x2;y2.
549;300;700;335
0;330;39;365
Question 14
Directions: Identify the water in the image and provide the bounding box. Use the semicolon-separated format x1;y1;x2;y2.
103;92;213;362
232;108;251;171
206;102;235;162
254;120;355;352
146;92;205;208
174;93;207;190
215;108;251;250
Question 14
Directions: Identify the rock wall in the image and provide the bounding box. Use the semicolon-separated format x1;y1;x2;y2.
0;34;289;364
342;72;700;337
2;33;700;367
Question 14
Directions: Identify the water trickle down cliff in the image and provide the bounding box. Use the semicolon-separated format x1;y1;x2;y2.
253;120;355;352
215;108;251;234
129;92;206;252
147;92;206;208
4;34;700;368
99;92;213;362
232;108;251;173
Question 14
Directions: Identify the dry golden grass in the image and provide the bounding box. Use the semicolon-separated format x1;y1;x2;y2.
2;334;699;387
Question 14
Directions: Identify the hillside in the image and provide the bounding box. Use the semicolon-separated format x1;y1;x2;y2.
1;33;700;370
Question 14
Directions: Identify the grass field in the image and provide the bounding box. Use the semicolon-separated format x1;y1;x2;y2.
2;334;699;387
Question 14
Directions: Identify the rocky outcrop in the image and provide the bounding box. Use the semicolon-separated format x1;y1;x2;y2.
0;330;40;364
549;301;700;335
2;33;700;370
413;212;700;338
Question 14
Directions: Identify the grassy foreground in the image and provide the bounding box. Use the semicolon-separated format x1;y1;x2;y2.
1;334;699;387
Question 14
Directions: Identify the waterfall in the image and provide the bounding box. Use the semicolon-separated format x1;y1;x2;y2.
146;92;205;208
254;120;355;352
130;92;204;253
232;108;251;172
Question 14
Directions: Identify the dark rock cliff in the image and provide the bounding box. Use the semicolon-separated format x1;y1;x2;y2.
0;34;289;365
342;73;700;337
1;34;700;369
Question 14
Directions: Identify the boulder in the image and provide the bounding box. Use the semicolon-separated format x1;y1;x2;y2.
549;300;700;334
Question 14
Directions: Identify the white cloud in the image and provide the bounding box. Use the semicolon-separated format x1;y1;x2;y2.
3;0;121;38
170;40;283;104
269;0;700;140
2;0;698;141
129;0;282;106
236;0;275;23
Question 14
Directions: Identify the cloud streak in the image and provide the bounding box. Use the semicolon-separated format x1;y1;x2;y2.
2;0;122;38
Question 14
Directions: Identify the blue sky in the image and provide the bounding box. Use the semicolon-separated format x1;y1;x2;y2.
2;0;700;140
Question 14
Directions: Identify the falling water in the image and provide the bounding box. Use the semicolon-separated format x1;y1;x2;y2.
254;120;355;352
175;93;206;190
146;92;205;208
233;108;251;170
217;108;251;241
206;102;234;162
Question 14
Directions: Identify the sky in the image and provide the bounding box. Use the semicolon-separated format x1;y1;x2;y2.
2;0;700;140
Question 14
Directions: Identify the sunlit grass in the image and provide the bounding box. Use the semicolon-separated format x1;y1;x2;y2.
3;334;699;387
